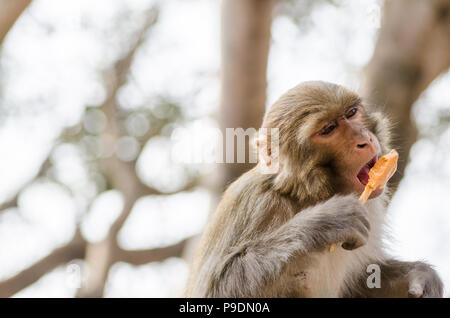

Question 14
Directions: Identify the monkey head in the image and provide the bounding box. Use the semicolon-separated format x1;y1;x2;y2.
260;81;391;205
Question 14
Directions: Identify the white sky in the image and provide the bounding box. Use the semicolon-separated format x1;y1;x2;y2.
0;0;449;297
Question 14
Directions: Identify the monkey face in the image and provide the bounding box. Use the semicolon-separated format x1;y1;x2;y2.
310;104;383;199
262;81;390;202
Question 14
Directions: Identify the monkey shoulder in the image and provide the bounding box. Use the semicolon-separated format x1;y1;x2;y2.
214;169;297;241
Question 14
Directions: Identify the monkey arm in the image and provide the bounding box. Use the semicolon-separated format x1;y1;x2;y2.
344;259;443;298
204;216;312;297
206;195;369;297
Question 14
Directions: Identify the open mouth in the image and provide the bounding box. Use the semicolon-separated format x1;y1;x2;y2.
357;156;377;186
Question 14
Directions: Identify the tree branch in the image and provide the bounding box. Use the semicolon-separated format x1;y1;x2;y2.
0;229;86;297
0;0;32;46
0;158;51;211
78;8;160;298
113;237;191;266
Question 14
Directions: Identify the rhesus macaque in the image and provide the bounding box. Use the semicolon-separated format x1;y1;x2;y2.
185;81;443;298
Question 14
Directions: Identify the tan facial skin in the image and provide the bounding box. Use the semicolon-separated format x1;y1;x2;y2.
310;104;382;199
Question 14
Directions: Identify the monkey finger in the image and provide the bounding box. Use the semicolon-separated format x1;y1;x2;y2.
341;234;367;250
408;285;424;298
341;241;356;250
408;277;425;298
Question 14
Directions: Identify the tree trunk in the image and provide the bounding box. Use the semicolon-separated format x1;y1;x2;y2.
0;0;32;46
219;0;275;188
362;0;450;191
181;0;276;269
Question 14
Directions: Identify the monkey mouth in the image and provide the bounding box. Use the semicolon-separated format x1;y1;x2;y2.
356;156;377;186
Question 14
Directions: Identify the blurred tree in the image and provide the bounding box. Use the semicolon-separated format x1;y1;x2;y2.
276;0;337;26
362;0;450;190
0;0;32;46
1;0;449;298
182;0;278;270
0;5;200;298
218;0;338;188
219;0;275;187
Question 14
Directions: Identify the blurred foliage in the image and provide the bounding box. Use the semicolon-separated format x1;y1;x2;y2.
423;109;450;139
0;3;197;209
59;95;184;192
276;0;338;27
438;109;450;128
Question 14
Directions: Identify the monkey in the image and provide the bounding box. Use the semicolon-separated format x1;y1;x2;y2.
184;81;443;298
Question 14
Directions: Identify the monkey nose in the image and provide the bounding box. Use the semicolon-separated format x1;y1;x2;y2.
357;143;368;149
356;132;373;149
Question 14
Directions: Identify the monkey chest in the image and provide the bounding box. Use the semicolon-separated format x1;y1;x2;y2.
286;251;358;297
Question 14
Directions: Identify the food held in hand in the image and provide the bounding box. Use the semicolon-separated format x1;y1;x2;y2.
359;149;399;204
329;149;399;252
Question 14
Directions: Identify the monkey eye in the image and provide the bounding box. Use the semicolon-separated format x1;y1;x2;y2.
345;105;358;118
319;120;337;135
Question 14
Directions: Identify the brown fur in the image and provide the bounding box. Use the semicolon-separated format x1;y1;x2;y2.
184;81;443;298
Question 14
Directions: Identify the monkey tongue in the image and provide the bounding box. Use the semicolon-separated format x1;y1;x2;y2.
357;165;370;186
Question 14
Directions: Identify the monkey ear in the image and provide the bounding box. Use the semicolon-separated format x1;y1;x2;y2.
255;138;270;166
256;128;281;174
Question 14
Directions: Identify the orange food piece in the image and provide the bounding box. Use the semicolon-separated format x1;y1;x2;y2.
359;149;399;204
329;150;398;253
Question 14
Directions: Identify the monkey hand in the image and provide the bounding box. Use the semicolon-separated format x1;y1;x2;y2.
406;262;443;298
309;195;370;251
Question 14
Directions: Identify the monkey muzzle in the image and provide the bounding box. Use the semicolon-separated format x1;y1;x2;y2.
357;156;377;185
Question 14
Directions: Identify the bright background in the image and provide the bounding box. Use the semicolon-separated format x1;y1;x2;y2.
0;0;449;297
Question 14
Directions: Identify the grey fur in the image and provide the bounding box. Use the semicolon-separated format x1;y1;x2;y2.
184;81;443;298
